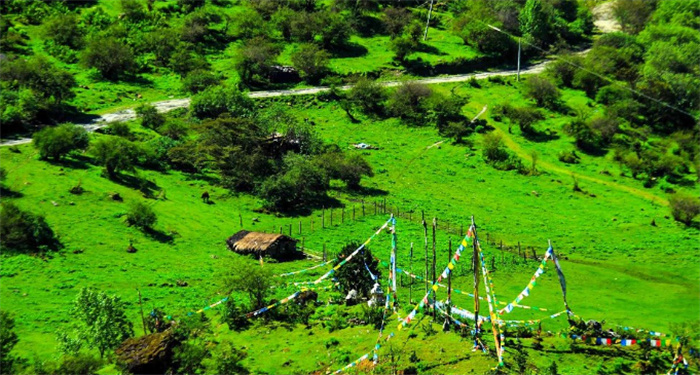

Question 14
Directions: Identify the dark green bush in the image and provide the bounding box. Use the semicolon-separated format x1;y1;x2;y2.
91;136;141;178
669;194;700;226
33;123;89;161
135;103;165;129
348;78;387;115
182;69;220;94
126;201;157;230
82;37;134;80
0;202;60;253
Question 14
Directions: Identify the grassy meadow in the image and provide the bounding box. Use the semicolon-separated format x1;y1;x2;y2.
1;72;698;373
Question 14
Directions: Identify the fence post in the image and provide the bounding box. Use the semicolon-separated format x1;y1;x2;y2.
322;207;325;229
353;205;356;220
374;201;377;215
239;213;243;227
532;248;537;260
362;200;365;216
323;243;326;262
279;226;283;234
288;224;292;237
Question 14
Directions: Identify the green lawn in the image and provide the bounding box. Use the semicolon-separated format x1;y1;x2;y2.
1;77;698;373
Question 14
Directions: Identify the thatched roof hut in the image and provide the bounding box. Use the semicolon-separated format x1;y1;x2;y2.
226;230;299;260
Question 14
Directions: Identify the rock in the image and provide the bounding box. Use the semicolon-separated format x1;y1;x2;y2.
51;201;59;206
176;280;188;287
116;331;178;375
531;190;539;197
127;244;137;253
68;201;75;206
72;249;84;254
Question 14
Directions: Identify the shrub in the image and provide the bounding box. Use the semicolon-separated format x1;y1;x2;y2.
91;136;141;178
126;201;157;230
316;11;350;50
348;78;387;115
236;37;281;85
169;44;209;76
190;85;255;119
333;243;379;299
390;35;417;63
222;299;250;331
211;340;248;375
291;44;330;84
259;155;329;212
54;354;102;375
524;76;562;110
33;123;89;161
42;13;83;49
182;69;219;94
221;258;272;309
105;122;132;139
82;37;135;80
558;150;580;164
157;120;189;140
387;82;431;123
453;17;516;56
495;104;544;134
0;202;60;253
564;117;603;152
383;7;412;38
482;132;509;162
669;194;700;226
135;103;166;129
0;310;19;373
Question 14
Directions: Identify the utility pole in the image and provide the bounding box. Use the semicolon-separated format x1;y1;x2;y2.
423;0;434;41
444;239;452;331
517;37;521;82
471;217;480;328
431;217;437;321
423;211;428;296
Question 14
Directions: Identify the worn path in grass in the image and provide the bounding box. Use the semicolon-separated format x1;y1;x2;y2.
0;64;548;147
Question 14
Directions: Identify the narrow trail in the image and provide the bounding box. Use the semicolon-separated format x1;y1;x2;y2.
0;63;547;147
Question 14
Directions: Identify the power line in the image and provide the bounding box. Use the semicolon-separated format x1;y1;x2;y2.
482;23;697;119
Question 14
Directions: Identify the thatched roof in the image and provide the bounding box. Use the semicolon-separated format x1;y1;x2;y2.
227;230;296;252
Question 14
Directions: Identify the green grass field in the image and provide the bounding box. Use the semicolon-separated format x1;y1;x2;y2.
1;73;698;373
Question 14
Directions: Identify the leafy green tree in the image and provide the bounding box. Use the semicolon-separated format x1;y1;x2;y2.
520;0;556;47
387;82;431;123
348;78;387;115
259;154;329;212
289;11;319;43
0;310;19;373
524;76;561;110
613;0;657;34
390;35;417;63
235;37;280;85
0;167;6;184
105;121;132;139
291;44;329;84
383;7;412;38
0;202;60;253
120;0;146;23
33;124;89;161
82;37;135;80
316;11;350;50
211;340;248;374
134;103;165;130
333;243;379;299
42;13;83;48
0;55;76;104
318;151;374;190
190;85;255;119
90;136;140;178
126;201;157;230
564;116;602;152
169;44;209;76
482;132;509;163
669;194;700;226
453;16;515;56
222;257;272;309
182;69;220;94
58;287;133;358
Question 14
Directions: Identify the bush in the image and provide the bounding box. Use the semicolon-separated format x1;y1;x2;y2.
564;117;603;152
291;44;330;84
42;13;83;49
0;310;19;373
259;154;330;212
91;136;141;178
221;258;272;309
669;194;700;226
222;299;250;331
387;82;431;123
158;120;189;140
348;78;387;115
105;122;132;139
126;201;157;230
33;123;89;161
383;7;413;38
390;35;417;63
190;85;255;119
495;104;544;134
0;202;60;253
524;76;562;110
169;44;210;76
333;243;379;299
54;354;102;375
135;103;166;130
558;150;580;164
82;37;135;80
453;16;516;57
182;69;220;94
236;37;280;85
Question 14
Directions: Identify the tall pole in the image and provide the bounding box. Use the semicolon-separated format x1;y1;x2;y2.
409;242;414;304
517;37;521;82
444;239;452;331
431;217;437;321
423;211;428;296
471;217;480;328
423;0;434;41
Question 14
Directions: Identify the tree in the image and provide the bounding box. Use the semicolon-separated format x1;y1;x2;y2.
259;154;329;212
0;55;76;104
58;287;133;358
190;85;255;119
613;0;657;34
33;124;89;161
524;76;562;109
383;7;412;38
169;44;209;76
235;37;280;86
316;11;350;50
0;310;19;373
317;151;374;190
211;340;248;375
348;78;387;115
134;103;165;130
0;202;60;253
520;0;556;47
126;201;157;230
90;136;140;178
564;116;602;152
182;69;220;94
482;132;509;163
387;82;431;123
453;16;516;56
82;37;134;80
42;13;83;48
390;35;417;63
291;44;329;84
333;243;379;299
222;257;272;309
669;194;700;226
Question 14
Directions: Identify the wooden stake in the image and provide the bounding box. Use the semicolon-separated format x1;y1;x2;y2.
322;207;325;228
353;205;356;220
446;239;452;331
374;201;377;215
432;217;437;321
239;213;243;227
323;243;326;261
288;224;292;237
362;200;365;216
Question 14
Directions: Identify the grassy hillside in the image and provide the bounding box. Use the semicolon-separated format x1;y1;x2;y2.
1;75;698;373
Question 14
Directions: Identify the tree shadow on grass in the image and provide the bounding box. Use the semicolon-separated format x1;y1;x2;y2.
331;42;369;58
0;186;23;198
419;355;471;372
522;129;561;143
143;227;174;244
47;154;92;170
415;43;446;56
111;173;159;197
353;15;385;37
343;186;388;197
